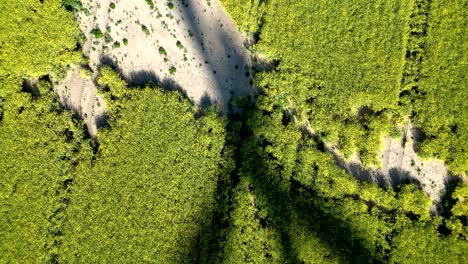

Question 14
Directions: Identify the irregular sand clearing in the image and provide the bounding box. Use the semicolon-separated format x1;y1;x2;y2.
329;121;454;213
79;0;255;111
55;0;257;137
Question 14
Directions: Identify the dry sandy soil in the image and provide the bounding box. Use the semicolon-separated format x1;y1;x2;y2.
55;0;256;137
54;68;107;138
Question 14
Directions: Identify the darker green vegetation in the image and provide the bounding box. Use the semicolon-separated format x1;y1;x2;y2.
169;66;177;75
402;0;467;174
159;46;167;55
219;99;467;263
59;68;231;262
91;27;103;39
145;0;155;9
141;24;150;35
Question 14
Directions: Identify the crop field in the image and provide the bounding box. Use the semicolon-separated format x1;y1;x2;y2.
1;0;466;263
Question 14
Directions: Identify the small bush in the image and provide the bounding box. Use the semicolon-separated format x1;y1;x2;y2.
169;66;176;75
145;0;154;9
123;38;128;46
113;41;121;48
176;41;183;49
91;27;103;38
159;47;167;56
168;2;174;9
63;0;83;12
141;25;150;35
104;34;112;43
110;2;116;9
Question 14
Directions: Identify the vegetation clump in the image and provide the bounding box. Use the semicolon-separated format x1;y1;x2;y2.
159;46;167;56
169;66;176;75
91;27;103;39
141;24;150;35
145;0;154;9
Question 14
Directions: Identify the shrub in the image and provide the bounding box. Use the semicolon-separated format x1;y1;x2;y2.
145;0;154;9
159;47;167;56
169;66;176;75
168;1;174;9
141;25;150;35
91;27;103;38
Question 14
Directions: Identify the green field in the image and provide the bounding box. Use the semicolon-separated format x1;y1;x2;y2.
1;0;467;262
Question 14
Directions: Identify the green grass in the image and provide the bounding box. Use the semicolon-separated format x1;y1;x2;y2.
60;68;227;262
410;0;468;174
252;0;411;165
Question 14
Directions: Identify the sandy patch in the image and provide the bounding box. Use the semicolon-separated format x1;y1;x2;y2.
54;0;257;137
76;0;255;112
54;67;107;138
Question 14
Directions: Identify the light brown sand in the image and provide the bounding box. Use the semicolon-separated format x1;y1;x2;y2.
54;0;256;137
81;0;255;111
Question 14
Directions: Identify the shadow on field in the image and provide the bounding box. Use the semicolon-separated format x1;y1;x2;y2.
99;55;188;97
235;133;381;263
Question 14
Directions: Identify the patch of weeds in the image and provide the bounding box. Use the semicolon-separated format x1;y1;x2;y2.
63;0;83;12
104;34;112;43
91;27;103;38
159;47;167;56
141;25;150;35
169;66;176;75
176;41;183;49
123;38;128;46
167;1;174;9
76;32;87;45
230;96;250;109
145;0;155;9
